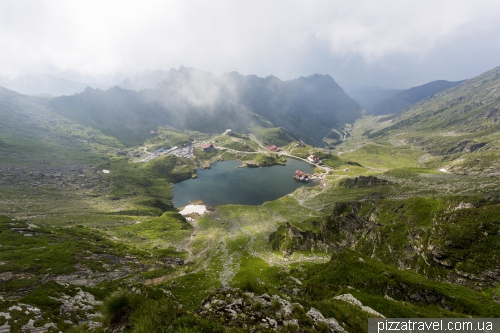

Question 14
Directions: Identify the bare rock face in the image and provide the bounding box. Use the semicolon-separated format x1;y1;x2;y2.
57;289;103;327
306;307;346;332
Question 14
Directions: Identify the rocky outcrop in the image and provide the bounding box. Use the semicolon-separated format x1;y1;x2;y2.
271;195;500;291
339;176;392;188
270;202;378;254
0;292;101;333
334;294;385;318
196;287;346;332
306;307;346;332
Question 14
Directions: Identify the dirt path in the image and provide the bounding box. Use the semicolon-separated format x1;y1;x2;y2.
336;142;368;155
214;146;259;154
248;134;267;151
217;137;333;174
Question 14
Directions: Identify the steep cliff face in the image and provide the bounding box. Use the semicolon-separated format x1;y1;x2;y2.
270;193;500;290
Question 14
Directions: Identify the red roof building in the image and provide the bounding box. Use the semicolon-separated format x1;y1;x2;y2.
202;143;214;151
308;155;320;163
293;170;309;182
267;145;280;152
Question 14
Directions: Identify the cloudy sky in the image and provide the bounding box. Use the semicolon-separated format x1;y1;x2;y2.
1;0;499;88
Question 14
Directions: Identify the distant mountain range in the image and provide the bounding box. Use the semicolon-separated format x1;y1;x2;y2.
0;73;110;96
345;86;400;113
47;67;362;146
0;67;471;150
347;80;463;115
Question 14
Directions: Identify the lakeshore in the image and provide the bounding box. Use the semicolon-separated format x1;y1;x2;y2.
172;159;317;207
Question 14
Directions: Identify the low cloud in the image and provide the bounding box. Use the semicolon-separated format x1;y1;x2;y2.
0;0;499;86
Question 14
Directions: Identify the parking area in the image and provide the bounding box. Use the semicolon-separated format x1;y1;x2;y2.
170;145;194;158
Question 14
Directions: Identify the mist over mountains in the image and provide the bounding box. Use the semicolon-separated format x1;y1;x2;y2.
118;69;171;91
0;73;110;96
47;67;362;146
0;66;472;149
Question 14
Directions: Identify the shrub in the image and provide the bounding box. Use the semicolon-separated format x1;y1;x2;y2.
271;299;281;311
102;291;141;330
173;315;225;332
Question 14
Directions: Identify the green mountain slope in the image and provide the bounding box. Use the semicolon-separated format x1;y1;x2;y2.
363;66;500;173
0;86;123;166
47;86;174;147
371;80;463;115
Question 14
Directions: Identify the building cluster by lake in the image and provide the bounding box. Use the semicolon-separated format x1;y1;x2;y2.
140;144;194;162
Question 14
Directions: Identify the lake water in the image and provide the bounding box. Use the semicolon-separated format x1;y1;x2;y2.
172;158;317;207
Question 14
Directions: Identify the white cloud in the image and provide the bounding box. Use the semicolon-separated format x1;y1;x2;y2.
0;0;499;85
312;1;498;63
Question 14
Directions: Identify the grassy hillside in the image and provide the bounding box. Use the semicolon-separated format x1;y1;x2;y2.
371;80;463;115
252;127;297;147
0;86;123;166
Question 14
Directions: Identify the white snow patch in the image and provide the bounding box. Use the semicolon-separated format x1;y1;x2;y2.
102;169;110;174
179;205;207;216
439;168;448;173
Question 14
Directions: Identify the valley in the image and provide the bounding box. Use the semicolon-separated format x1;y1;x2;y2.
1;66;500;332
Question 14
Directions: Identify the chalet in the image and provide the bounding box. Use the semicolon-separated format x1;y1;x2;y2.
149;129;156;134
293;170;309;182
224;129;232;135
267;145;280;152
202;143;214;151
308;154;320;163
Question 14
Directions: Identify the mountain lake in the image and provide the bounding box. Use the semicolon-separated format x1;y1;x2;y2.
172;158;317;207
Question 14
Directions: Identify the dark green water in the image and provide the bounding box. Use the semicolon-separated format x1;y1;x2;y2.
172;159;317;207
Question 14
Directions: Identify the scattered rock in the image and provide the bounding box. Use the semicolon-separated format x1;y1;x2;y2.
196;287;335;331
306;307;346;332
340;176;392;188
453;202;474;210
334;293;385;318
162;257;184;265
